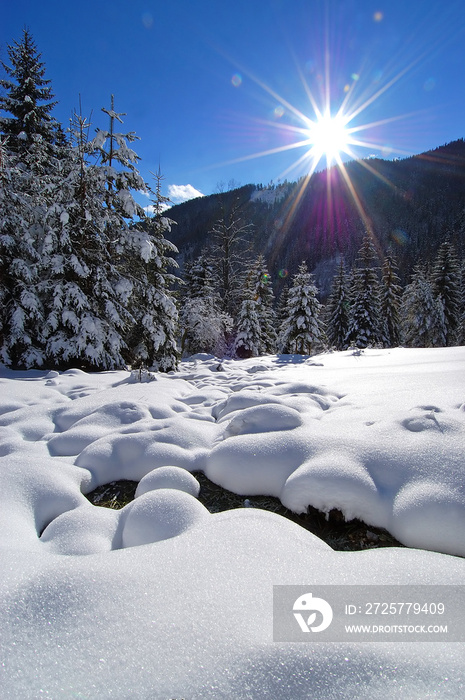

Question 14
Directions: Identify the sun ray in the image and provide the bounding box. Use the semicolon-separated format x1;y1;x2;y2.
335;157;375;238
207;137;314;171
342;56;426;125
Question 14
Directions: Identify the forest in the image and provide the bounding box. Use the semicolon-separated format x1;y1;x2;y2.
1;29;464;372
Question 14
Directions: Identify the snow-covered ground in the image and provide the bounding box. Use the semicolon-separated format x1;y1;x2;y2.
1;347;464;698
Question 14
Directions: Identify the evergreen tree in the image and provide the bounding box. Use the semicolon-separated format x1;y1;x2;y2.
180;252;232;357
125;170;179;371
41;108;132;369
325;257;350;350
431;240;462;345
279;262;323;355
82;96;162;369
42;102;179;371
402;265;446;347
346;234;384;348
234;282;262;359
0;29;59;367
0;136;45;366
180;297;233;357
0;28;57;156
245;254;278;354
381;252;402;347
184;253;216;299
89;95;147;222
457;259;465;345
276;283;290;328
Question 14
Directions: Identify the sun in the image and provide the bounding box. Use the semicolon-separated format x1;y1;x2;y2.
211;24;420;191
306;112;351;165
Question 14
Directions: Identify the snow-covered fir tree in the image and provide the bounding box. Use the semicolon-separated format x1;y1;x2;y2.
89;95;147;224
184;253;216;299
236;255;278;356
41;107;134;369
402;265;446;347
125;170;179;371
325;257;350;350
346;233;384;348
247;254;278;354
381;252;402;347
431;240;462;346
0;28;57;156
0;137;44;366
42;100;180;371
0;30;60;367
180;253;232;357
457;259;465;345
276;283;290;327
233;282;262;359
87;98;178;370
279;262;323;355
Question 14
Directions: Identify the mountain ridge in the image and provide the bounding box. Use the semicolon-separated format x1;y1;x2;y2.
167;138;465;290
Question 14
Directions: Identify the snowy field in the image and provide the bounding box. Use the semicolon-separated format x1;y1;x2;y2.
1;347;464;698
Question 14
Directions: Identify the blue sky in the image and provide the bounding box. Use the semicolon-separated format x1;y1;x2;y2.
2;0;465;205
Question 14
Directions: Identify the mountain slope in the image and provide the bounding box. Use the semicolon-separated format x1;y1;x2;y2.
167;139;465;288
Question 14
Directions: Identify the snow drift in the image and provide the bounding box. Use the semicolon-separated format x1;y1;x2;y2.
1;347;464;698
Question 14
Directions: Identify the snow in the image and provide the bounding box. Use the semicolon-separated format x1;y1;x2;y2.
122;488;209;547
135;465;201;498
1;347;464;698
250;184;289;205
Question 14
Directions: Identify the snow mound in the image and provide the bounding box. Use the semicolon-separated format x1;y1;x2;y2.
41;503;119;555
49;401;154;455
391;481;465;556
281;451;382;524
213;389;284;419
135;466;200;498
121;488;209;547
222;403;302;437
206;429;310;496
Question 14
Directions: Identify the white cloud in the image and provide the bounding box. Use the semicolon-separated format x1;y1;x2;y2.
168;184;204;204
143;203;171;216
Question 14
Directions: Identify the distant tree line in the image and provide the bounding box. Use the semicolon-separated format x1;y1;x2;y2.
180;225;464;358
1;30;463;372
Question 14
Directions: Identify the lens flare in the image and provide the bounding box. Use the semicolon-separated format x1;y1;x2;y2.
231;73;242;87
391;229;410;246
423;77;436;92
141;12;153;29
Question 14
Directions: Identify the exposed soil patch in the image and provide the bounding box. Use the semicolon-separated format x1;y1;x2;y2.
87;480;139;509
86;473;403;552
